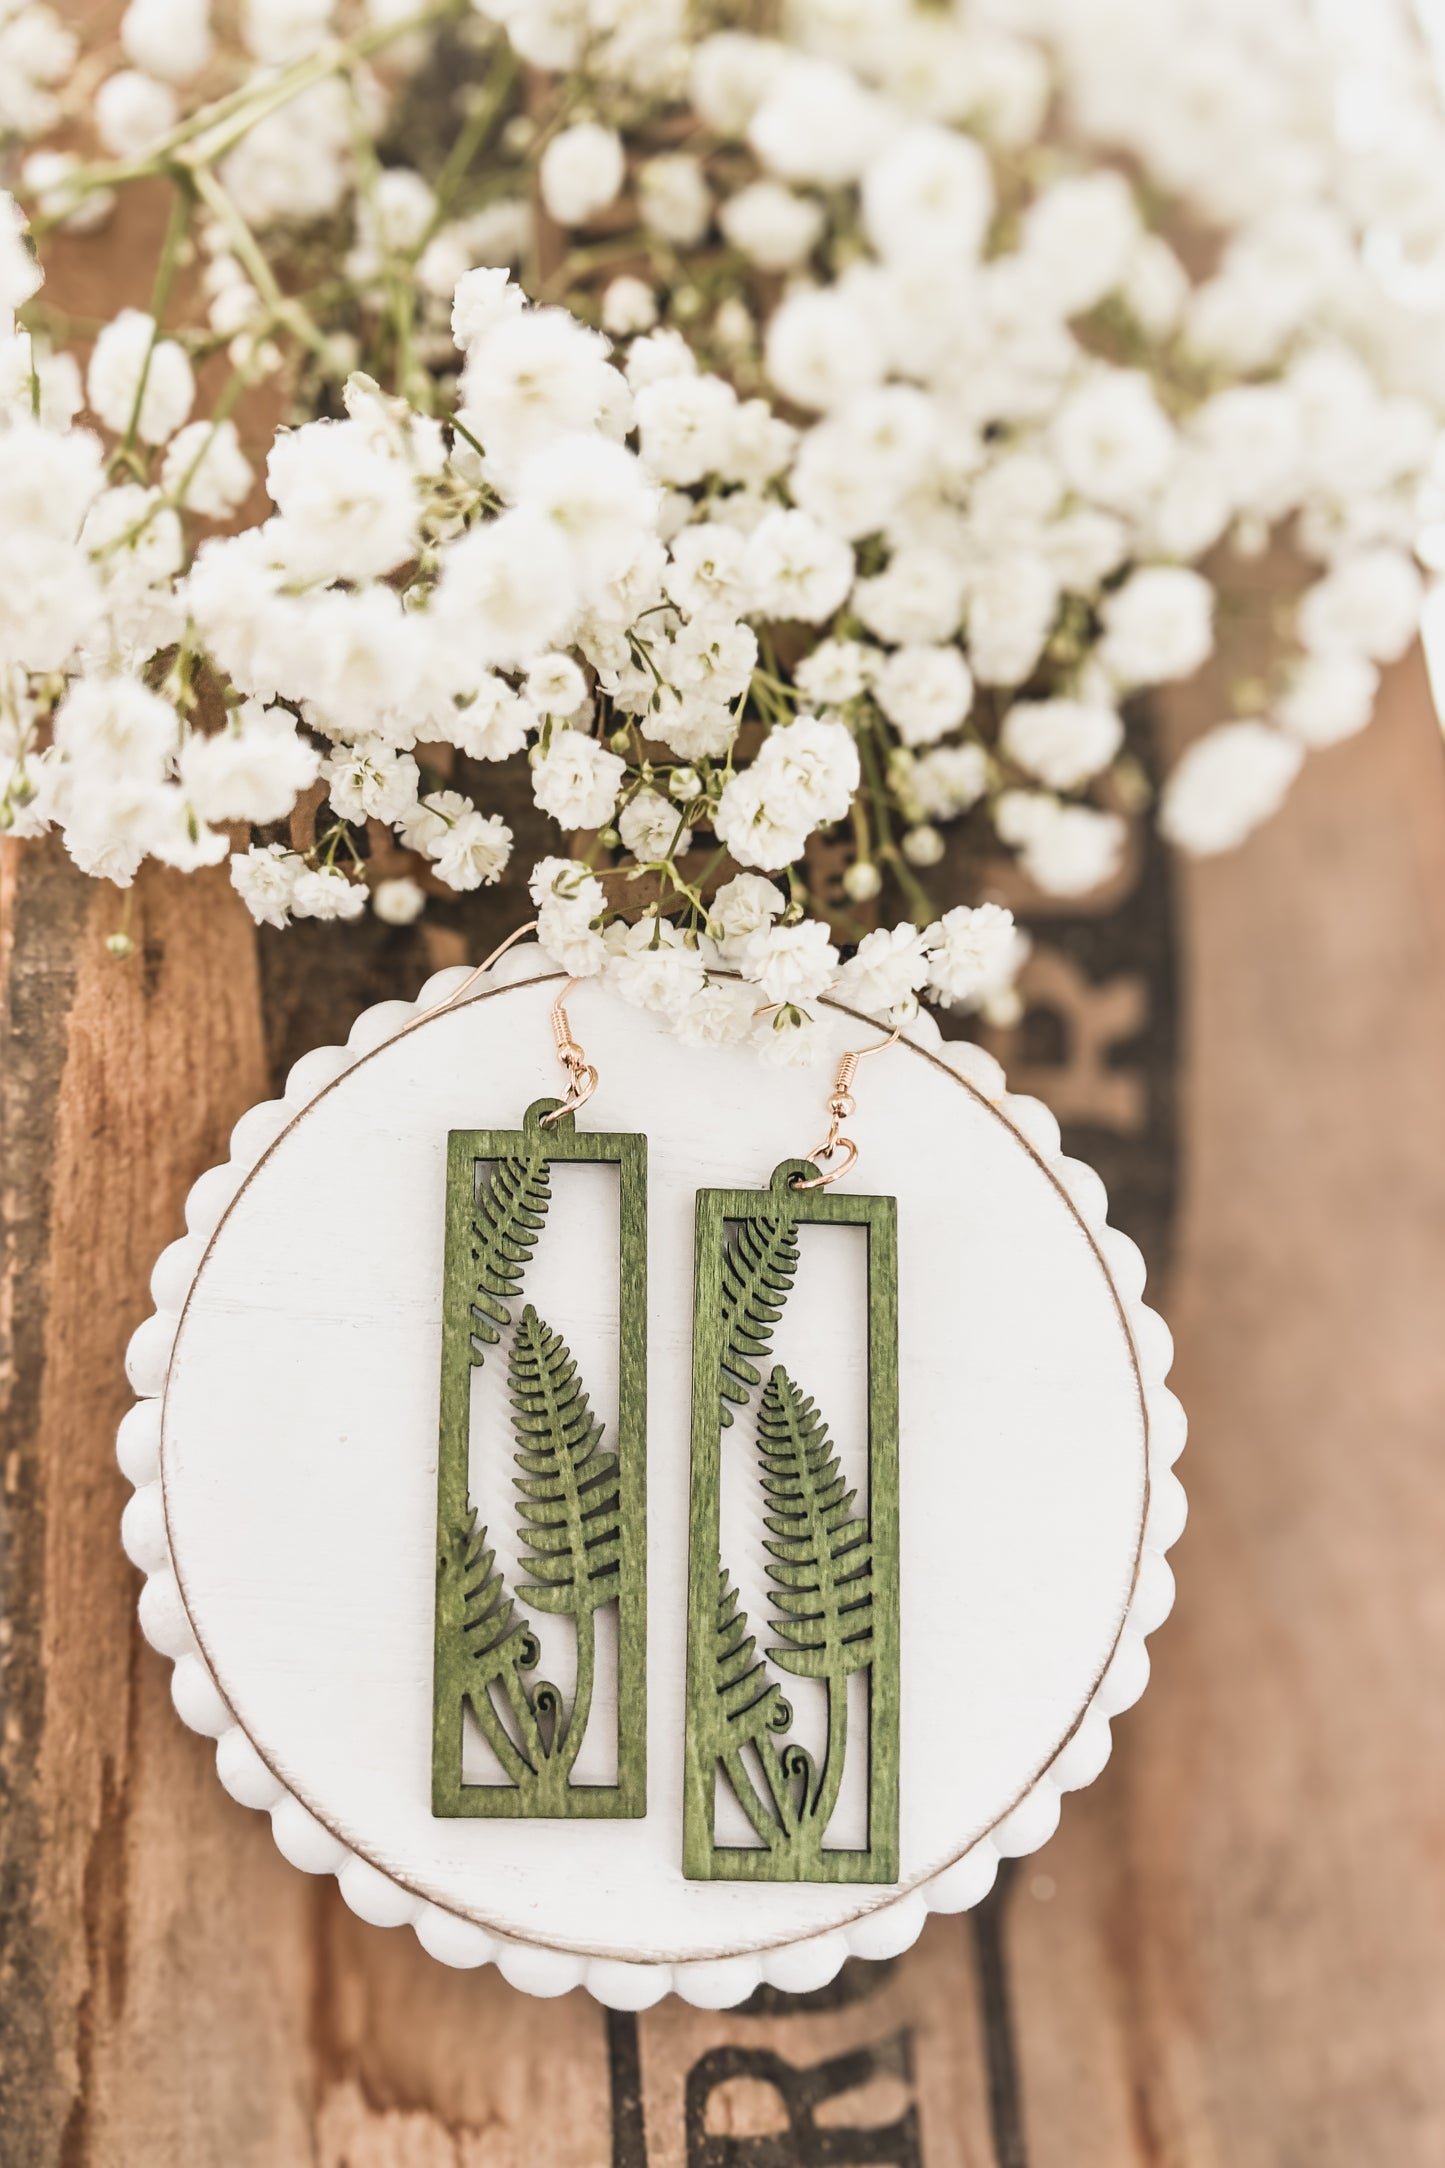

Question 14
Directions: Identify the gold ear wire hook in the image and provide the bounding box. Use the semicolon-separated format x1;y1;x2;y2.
792;1023;902;1190
541;978;598;1126
420;920;598;1123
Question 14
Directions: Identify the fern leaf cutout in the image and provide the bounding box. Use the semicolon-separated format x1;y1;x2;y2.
509;1305;621;1619
707;1567;793;1750
758;1366;875;1685
470;1147;551;1359
444;1504;532;1679
717;1215;800;1426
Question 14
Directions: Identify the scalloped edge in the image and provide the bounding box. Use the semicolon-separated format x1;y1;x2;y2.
120;942;1186;2009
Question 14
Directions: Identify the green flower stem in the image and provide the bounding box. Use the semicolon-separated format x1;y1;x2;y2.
190;166;332;363
428;42;521;226
118;178;194;460
22;0;466;224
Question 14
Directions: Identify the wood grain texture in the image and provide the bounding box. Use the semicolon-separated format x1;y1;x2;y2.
1000;653;1445;2168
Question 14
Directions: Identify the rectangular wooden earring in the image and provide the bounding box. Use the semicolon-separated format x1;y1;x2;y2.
431;1098;646;1819
683;1160;900;1883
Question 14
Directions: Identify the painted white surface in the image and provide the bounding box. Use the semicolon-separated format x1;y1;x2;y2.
155;967;1150;1967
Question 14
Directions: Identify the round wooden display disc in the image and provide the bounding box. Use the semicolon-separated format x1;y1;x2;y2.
119;943;1184;2009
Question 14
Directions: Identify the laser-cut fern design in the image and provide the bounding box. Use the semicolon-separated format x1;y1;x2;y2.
437;1502;548;1790
717;1215;800;1426
508;1304;622;1787
703;1568;812;1848
759;1364;876;1842
469;1148;551;1359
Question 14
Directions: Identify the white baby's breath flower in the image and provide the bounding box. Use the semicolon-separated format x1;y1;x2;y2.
540;122;625;227
639;154;711;245
738;917;838;1008
720;181;824;272
322;745;419;826
602;276;658;336
1276;656;1378;748
95;70;178;158
230;842;298;928
161;418;253;518
619;785;689;860
526;652;587;717
835;922;932;1022
87;310;195;445
531;726;625;830
924;903;1027;1011
745;509;854;625
429;807;513;890
1000;698;1123;791
608;916;707;1015
1099;567;1215;688
873;645;974;748
709;872;785;959
290;865;368;921
996;791;1126;897
1160;722;1304;855
372;875;426;926
182;702;321;823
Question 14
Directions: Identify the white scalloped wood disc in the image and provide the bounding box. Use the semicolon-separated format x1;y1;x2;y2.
122;945;1185;2007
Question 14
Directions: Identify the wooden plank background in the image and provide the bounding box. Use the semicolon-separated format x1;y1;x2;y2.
4;653;1445;2164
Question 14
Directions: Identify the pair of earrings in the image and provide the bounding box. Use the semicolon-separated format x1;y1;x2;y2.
429;961;901;1887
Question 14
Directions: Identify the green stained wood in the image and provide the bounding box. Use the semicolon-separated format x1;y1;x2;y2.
684;1160;900;1884
432;1100;646;1820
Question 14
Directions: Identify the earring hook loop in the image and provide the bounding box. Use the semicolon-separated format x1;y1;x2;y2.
418;918;598;1123
792;1023;902;1190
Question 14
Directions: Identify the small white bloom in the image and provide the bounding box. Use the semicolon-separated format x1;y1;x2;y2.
1051;371;1177;515
1159;722;1304;855
635;372;737;486
674;976;759;1047
924;902;1026;1010
795;638;871;708
720;181;824;272
243;0;332;64
966;555;1059;687
996;791;1125;897
842;860;881;902
713;768;809;872
738;918;838;1008
181;701;321;823
749;56;893;188
230;842;297;928
540;122;625;227
907;742;989;820
451;265;527;354
608;917;707;1015
160;418;253;518
854;549;968;647
758;712;859;825
1099;567;1214;688
430;807;513;891
765;287;885;413
0;193;42;314
1019;173;1140;316
1001;699;1123;791
619;785;689;861
639;154;711;245
745;509;854;625
873;645;974;748
88;310;195;445
537;894;609;977
322;745;420;826
601;276;658;336
1276;656;1378;749
901;824;944;866
95;70;177;158
709;872;785;958
433;507;579;665
120;0;211;81
835;922;932;1022
267;418;419;582
459;306;616;466
516;432;659;595
624;327;696;391
526;652;587;717
290;865;368;921
862;125;993;267
53;674;175;765
1297;550;1423;666
531;727;625;830
665;522;750;617
373;875;426;926
691;31;781;139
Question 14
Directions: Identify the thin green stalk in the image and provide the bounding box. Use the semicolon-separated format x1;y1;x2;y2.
119;178;193;459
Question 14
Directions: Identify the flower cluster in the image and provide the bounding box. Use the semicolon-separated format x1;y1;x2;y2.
1;0;1441;1055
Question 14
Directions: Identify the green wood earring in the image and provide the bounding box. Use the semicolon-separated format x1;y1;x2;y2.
432;1097;647;1820
684;1156;901;1884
